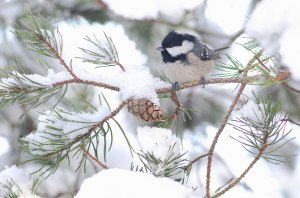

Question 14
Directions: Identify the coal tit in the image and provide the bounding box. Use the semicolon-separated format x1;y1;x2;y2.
157;31;228;87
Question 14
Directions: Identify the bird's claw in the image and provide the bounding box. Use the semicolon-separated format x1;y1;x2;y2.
172;82;180;91
200;77;206;88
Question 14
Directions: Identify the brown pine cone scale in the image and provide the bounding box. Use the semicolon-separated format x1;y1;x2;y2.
127;98;163;122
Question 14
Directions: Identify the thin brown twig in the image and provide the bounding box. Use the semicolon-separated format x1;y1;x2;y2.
213;134;269;197
88;100;127;133
52;79;120;91
255;56;271;72
205;50;263;198
168;90;181;124
37;35;78;80
115;60;126;72
82;147;109;169
282;82;300;94
206;83;246;197
281;118;300;126
189;153;209;166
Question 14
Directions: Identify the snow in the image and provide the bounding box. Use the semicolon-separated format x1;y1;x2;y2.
0;19;169;106
102;0;202;20
137;126;181;160
23;106;111;155
56;20;147;71
136;126;185;179
75;168;193;198
245;0;300;80
74;65;168;104
0;136;9;156
204;0;252;35
0;165;40;198
54;20;168;104
46;69;72;84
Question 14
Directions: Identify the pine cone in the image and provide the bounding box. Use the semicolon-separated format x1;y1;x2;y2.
127;98;164;122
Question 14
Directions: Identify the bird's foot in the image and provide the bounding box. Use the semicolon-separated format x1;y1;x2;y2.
200;77;206;88
172;81;180;91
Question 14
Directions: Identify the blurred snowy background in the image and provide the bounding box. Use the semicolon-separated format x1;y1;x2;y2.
0;0;300;197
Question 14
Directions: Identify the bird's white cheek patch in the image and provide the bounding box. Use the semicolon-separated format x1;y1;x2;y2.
166;41;194;56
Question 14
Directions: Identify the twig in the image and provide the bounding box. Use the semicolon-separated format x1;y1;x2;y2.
52;79;120;91
37;35;79;80
88;100;127;133
206;83;246;197
114;60;126;72
213;135;269;197
282;82;300;94
254;56;271;72
281;118;300;126
205;50;263;198
169;90;181;123
188;153;209;166
82;147;109;169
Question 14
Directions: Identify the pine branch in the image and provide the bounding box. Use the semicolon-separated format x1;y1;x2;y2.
205;50;263;198
20;101;127;176
212;92;294;197
187;153;209;167
48;69;291;94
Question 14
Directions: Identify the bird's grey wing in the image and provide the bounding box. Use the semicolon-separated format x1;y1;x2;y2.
191;41;218;60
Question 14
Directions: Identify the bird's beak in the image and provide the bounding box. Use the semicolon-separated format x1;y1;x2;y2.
213;46;229;59
156;46;164;51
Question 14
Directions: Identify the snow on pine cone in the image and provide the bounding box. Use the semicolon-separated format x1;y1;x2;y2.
127;98;164;122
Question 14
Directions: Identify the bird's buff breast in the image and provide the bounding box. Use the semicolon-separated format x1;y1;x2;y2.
163;58;214;83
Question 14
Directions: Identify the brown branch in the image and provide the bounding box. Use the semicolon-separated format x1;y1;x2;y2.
82;147;109;169
156;70;290;94
205;50;263;198
88;100;127;133
168;90;181;124
254;56;271;72
213;135;269;197
206;83;246;197
50;70;290;94
115;60;126;72
188;153;209;166
282;82;300;94
281;118;300;126
52;79;120;91
37;35;79;80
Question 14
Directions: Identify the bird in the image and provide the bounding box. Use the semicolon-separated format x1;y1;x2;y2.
157;30;228;89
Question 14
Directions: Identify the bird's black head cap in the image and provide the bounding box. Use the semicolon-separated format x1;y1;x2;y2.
161;30;196;49
158;31;196;63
